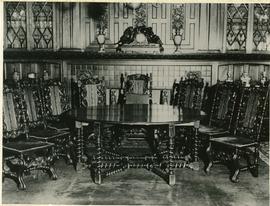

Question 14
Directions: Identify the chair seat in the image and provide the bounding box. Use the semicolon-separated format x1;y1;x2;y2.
199;125;229;136
126;94;149;104
210;136;257;148
47;120;69;131
29;127;70;140
4;141;54;154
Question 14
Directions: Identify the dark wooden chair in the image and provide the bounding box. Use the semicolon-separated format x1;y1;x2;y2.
174;73;204;162
41;79;71;131
204;84;269;182
198;81;240;150
113;73;153;149
20;78;77;169
75;75;113;163
3;84;57;190
124;73;152;104
78;77;106;107
176;72;204;110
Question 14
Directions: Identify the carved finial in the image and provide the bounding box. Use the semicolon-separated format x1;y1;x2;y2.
260;70;267;85
43;70;49;80
225;70;233;82
240;71;251;87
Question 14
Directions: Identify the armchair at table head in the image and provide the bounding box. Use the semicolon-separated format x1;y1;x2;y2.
122;73;152;104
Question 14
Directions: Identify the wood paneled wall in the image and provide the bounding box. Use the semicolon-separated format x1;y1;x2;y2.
60;3;225;52
218;64;270;81
70;61;212;89
4;62;61;80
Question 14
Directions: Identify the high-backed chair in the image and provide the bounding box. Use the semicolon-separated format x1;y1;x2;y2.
176;72;204;110
198;81;240;150
116;73;153;147
42;79;71;131
124;73;152;104
174;73;204;160
75;75;113;162
204;84;269;182
3;84;57;190
20;78;76;169
78;77;106;107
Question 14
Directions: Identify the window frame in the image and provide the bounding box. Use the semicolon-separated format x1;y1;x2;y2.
4;2;59;51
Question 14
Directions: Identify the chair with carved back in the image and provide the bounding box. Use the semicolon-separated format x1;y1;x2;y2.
3;84;57;190
124;73;152;104
75;75;116;161
20;77;77;169
78;76;106;107
204;83;269;183
42;78;71;131
198;81;240;153
116;73;153;149
177;72;204;110
173;72;204;162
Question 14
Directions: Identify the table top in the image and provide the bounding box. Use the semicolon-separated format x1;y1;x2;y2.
69;104;202;126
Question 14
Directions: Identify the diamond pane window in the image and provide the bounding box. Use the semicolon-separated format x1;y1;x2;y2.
6;2;27;48
226;4;249;51
32;2;53;49
253;4;270;51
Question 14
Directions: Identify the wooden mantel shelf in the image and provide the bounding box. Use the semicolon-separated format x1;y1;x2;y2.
4;50;270;61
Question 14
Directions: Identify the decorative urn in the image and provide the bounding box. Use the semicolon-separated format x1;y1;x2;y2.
97;33;106;53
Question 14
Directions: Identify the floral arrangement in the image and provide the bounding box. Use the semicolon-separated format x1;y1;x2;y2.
87;3;108;36
172;4;185;36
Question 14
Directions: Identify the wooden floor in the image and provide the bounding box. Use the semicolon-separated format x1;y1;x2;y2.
2;158;269;206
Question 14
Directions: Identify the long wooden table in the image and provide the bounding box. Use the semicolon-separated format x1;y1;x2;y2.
70;104;201;186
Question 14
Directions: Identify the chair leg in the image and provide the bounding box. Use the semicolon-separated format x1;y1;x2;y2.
44;166;58;180
3;162;26;190
204;142;213;174
230;150;240;183
248;147;259;177
17;170;26;190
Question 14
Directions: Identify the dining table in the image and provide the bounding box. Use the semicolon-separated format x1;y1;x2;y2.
69;104;202;186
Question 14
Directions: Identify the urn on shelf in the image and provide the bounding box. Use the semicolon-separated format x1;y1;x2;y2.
96;28;107;53
173;28;184;53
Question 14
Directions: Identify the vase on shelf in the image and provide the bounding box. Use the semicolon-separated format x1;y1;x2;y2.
97;34;105;53
173;28;184;53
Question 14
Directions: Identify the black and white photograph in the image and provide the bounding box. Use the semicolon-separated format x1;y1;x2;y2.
1;1;270;205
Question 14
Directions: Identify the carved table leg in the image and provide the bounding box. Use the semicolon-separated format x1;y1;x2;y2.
230;149;240;183
75;121;83;164
204;142;213;174
75;121;89;170
168;123;176;186
95;122;102;185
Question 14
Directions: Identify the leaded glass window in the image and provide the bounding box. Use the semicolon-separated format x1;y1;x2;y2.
6;2;27;48
226;4;249;51
32;2;53;49
253;4;270;51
